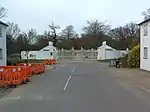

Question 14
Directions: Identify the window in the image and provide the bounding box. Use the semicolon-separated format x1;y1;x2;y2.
50;52;53;56
43;49;50;51
0;49;3;59
30;54;33;57
144;47;148;59
0;27;2;37
143;24;148;36
122;52;126;57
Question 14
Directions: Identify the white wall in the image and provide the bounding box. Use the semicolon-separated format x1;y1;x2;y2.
21;41;58;60
97;47;106;60
97;48;101;60
140;21;150;71
105;50;117;59
97;47;127;60
21;50;58;60
0;24;7;66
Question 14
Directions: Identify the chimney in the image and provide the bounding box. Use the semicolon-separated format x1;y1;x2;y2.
102;41;106;46
49;41;53;46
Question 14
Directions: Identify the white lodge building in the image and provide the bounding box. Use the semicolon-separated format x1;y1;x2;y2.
21;41;58;60
139;19;150;71
0;21;8;66
97;41;128;60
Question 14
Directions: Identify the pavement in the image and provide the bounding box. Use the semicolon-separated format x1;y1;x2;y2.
107;67;150;102
0;60;150;112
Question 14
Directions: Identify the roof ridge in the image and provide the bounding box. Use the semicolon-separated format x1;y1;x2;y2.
0;20;8;26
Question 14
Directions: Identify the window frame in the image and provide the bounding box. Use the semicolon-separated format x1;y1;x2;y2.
0;49;3;59
143;47;148;59
143;24;148;36
30;54;33;57
0;27;2;37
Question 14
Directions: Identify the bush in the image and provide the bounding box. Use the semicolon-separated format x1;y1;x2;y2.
127;44;140;68
121;54;129;67
121;44;140;68
7;59;44;66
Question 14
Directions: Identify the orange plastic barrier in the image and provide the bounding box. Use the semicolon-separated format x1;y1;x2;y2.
11;68;22;87
44;59;57;65
0;63;45;88
0;66;31;88
18;63;45;74
18;64;32;77
29;63;45;74
0;69;9;87
52;59;57;64
0;68;14;87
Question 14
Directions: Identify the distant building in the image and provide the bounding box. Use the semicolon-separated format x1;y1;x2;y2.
21;41;58;60
139;19;150;71
0;21;8;66
97;41;127;60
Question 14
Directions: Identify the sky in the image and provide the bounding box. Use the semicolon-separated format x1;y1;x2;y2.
1;0;150;34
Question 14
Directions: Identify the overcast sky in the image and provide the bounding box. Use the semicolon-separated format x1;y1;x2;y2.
1;0;150;34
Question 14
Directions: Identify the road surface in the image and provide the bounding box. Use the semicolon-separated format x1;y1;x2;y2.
0;60;150;112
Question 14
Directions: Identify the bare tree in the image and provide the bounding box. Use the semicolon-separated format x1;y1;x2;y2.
49;22;60;46
83;20;110;36
61;25;76;39
24;29;37;44
7;22;21;38
124;22;139;37
109;22;138;40
43;30;50;37
142;8;150;20
108;22;139;49
0;6;7;18
74;33;79;38
108;27;127;40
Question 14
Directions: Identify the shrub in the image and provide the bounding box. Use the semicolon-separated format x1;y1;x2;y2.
127;44;140;68
121;54;129;67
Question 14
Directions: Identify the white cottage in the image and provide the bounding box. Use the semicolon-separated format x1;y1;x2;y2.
97;41;127;60
0;21;8;66
21;41;58;60
139;19;150;71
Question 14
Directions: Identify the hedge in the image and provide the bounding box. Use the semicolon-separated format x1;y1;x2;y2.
127;45;140;68
7;59;44;66
121;44;140;68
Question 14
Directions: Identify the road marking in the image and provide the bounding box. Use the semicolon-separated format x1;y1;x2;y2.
0;96;52;101
72;68;75;72
1;96;21;101
63;76;72;91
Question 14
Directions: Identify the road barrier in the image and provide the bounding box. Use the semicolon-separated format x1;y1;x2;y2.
18;63;46;74
0;63;46;88
44;59;57;65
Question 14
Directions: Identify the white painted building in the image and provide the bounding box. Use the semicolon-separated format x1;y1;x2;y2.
139;19;150;71
0;21;8;66
97;41;127;60
21;41;58;60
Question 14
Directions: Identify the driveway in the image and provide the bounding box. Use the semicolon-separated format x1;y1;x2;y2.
0;60;150;112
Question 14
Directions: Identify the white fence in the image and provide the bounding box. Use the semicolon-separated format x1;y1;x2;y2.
58;49;98;60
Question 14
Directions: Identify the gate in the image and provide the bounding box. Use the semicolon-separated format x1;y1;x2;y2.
58;48;98;60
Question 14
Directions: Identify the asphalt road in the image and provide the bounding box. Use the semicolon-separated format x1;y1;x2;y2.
0;60;150;112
